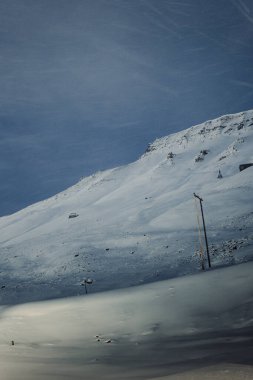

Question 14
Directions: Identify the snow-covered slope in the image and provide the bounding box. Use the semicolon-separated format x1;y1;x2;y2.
0;110;253;303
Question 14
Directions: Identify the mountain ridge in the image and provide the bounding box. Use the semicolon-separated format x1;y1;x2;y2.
0;110;253;304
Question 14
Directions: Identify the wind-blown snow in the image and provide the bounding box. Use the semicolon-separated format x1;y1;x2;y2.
0;110;252;303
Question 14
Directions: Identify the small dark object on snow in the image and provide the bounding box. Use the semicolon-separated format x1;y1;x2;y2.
145;144;155;153
217;170;223;179
74;254;79;257
195;149;209;162
105;248;110;251
167;152;174;159
105;340;111;344
1;285;5;289
239;163;253;172
11;340;15;346
69;212;79;219
195;155;204;162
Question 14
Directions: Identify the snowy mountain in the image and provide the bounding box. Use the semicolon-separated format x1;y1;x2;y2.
0;110;253;304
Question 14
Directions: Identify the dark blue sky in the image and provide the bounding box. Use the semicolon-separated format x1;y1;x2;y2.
1;0;253;216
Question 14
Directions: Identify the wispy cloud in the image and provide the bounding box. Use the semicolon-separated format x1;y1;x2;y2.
230;0;253;25
230;79;253;89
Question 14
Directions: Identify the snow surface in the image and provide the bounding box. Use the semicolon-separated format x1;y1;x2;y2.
0;110;253;303
0;262;252;379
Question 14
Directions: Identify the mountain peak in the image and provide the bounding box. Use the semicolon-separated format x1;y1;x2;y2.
143;109;253;156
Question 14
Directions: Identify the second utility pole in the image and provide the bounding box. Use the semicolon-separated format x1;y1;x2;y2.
193;193;211;268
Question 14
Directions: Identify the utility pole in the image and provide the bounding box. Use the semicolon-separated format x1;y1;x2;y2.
193;193;211;268
82;278;93;294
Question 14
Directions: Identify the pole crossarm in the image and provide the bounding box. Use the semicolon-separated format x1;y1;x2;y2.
193;192;203;202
